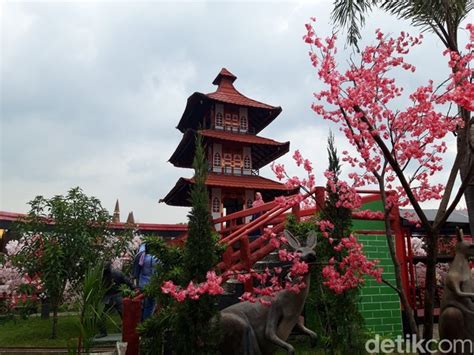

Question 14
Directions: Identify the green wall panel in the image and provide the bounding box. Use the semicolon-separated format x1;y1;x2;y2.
353;199;403;337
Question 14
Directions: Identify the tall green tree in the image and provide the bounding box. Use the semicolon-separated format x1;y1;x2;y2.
173;133;222;354
331;0;473;339
14;187;130;338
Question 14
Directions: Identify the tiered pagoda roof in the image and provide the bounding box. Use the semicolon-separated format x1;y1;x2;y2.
169;129;289;169
162;68;296;208
176;68;282;134
160;173;294;207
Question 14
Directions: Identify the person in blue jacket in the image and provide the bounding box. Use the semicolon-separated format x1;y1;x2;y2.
135;243;159;321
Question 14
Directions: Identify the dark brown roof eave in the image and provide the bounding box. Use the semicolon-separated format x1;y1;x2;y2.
177;93;211;133
160;178;193;207
168;129;197;167
252;141;290;169
252;106;282;134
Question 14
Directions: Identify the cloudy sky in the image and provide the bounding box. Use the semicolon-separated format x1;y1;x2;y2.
1;0;471;223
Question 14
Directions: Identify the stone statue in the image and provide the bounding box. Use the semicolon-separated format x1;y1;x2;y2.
439;229;474;354
218;230;318;355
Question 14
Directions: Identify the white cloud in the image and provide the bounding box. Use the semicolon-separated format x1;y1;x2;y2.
1;0;470;223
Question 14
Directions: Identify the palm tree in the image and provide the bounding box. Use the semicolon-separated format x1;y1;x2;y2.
331;0;473;341
332;0;471;51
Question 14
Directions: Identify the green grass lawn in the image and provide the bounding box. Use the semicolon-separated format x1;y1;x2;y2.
0;314;121;348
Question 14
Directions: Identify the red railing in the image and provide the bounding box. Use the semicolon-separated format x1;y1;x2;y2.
213;188;325;291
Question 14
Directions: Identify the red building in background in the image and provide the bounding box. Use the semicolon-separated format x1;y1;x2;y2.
161;68;296;226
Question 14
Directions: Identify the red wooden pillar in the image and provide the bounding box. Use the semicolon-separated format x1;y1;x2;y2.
222;246;233;269
122;294;144;355
390;203;410;305
315;186;325;211
240;236;253;292
292;203;301;222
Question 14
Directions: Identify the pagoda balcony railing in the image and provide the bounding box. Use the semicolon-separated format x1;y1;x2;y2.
213;125;255;134
209;166;259;176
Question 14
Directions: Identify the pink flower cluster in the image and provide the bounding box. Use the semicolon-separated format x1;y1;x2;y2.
161;271;225;302
440;24;474;112
0;240;44;310
261;227;288;249
292;150;313;173
271;149;315;205
318;219;334;238
322;234;383;293
236;261;308;306
161;232;312;305
414;262;449;301
352;209;385;220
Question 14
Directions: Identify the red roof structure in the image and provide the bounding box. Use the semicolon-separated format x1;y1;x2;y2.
207;68;276;110
212;68;237;85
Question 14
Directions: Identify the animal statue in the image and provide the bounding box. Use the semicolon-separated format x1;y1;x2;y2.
218;230;318;355
439;229;474;354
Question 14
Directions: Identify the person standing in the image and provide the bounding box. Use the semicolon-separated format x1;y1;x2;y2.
249;192;265;238
252;192;264;209
98;263;134;337
134;243;158;321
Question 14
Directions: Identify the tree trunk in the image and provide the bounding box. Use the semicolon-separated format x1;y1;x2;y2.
380;188;419;338
422;230;438;341
462;185;474;236
51;305;58;339
457;108;474;235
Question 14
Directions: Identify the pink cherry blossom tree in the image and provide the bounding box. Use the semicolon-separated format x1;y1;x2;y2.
301;19;473;339
272;148;384;294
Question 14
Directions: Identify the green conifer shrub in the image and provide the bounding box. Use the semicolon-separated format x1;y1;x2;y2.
286;133;367;353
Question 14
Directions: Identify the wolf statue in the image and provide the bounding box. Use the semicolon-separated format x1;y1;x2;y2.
218;230;318;355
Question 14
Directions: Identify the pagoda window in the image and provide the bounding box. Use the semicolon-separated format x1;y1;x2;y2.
223;153;232;174
244;155;251;170
240;116;248;132
213;152;221;167
213;152;222;173
225;113;232;131
215;112;223;129
232;114;239;132
233;154;242;175
212;197;220;213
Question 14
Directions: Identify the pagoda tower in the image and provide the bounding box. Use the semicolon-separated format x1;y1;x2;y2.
161;68;296;224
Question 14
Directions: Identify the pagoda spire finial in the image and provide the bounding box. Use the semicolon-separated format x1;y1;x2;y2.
112;199;120;223
212;68;237;86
